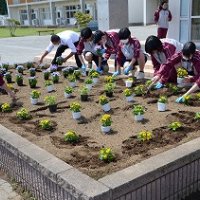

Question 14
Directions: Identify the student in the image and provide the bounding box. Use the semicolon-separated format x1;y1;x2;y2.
39;30;82;70
93;30;120;73
148;42;200;103
154;0;172;39
0;74;16;102
145;35;183;81
76;27;105;73
115;27;146;79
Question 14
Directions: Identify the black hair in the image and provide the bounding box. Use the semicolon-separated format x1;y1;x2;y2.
51;35;60;43
81;27;92;39
93;30;105;44
118;27;131;40
145;35;163;54
182;41;196;57
160;0;168;6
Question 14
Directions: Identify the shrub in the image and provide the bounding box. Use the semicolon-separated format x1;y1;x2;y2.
7;18;20;37
99;147;115;162
74;11;92;28
137;130;152;142
168;121;182;131
64;131;79;143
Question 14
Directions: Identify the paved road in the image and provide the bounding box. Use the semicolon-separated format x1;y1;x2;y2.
0;25;157;65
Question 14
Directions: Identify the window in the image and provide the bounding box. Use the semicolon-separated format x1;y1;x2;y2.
64;4;80;23
192;0;200;16
40;7;50;20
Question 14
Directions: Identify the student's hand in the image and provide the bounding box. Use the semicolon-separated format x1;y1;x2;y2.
124;66;132;75
155;82;163;89
112;71;120;77
176;96;185;103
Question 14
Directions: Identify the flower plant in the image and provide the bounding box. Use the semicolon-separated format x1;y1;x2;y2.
104;76;115;84
137;130;152;142
73;70;81;79
194;112;200;120
167;83;180;94
56;56;64;65
1;103;12;112
64;86;73;94
30;90;41;99
28;77;37;88
51;72;60;83
100;114;112;127
85;78;93;84
4;72;12;83
90;71;99;78
158;95;168;103
43;70;50;80
68;74;76;82
183;95;191;105
64;130;79;143
39;119;53;130
104;83;114;93
16;65;24;73
16;108;31;120
145;79;152;87
123;88;133;97
29;68;36;76
177;68;188;78
26;62;34;69
134;84;146;96
168;121;182;131
45;80;53;86
99;147;115;162
132;105;145;115
16;74;23;82
44;96;56;106
2;63;9;71
70;102;81;112
99;95;109;105
195;93;200;100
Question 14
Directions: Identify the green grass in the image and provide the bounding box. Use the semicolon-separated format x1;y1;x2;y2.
0;27;80;38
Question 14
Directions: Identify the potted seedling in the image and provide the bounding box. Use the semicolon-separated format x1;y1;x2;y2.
137;130;153;142
157;95;167;112
168;121;182;131
79;86;89;101
44;95;57;113
16;74;23;86
26;62;34;69
39;119;53;130
100;114;112;133
28;77;37;88
84;78;93;91
124;88;134;102
134;84;146;96
16;108;31;120
43;70;50;80
177;67;188;87
56;56;64;65
105;76;115;85
99;95;110;112
104;83;114;97
64;86;73;98
145;79;152;88
99;147;115;163
45;80;54;92
132;105;145;122
30;90;41;105
4;72;12;83
68;74;77;88
125;78;134;88
64;130;79;144
51;72;60;83
1;103;12;113
16;65;24;74
70;102;81;120
62;67;70;78
90;71;99;84
167;83;180;95
2;63;9;72
29;68;36;77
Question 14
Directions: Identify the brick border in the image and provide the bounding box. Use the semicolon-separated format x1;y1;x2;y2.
1;124;200;199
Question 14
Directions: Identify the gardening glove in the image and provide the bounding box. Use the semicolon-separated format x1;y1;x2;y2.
96;67;103;74
155;82;163;89
124;66;132;75
112;71;120;77
176;96;185;103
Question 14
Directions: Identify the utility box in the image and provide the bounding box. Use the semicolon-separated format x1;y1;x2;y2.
97;0;128;31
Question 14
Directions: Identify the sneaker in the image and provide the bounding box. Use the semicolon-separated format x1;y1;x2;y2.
136;71;145;79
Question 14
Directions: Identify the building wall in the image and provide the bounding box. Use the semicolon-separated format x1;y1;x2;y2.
128;0;143;24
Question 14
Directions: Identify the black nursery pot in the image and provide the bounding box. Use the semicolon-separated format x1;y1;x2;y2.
48;104;57;113
6;77;12;83
81;95;88;101
30;83;37;88
105;91;113;97
17;80;23;86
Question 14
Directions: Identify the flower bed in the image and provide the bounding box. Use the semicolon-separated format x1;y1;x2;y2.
1;65;200;180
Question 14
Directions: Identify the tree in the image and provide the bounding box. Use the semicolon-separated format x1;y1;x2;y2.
74;11;92;29
0;0;8;15
7;18;20;37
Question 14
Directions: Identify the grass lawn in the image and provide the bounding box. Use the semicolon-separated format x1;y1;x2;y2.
0;27;79;38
